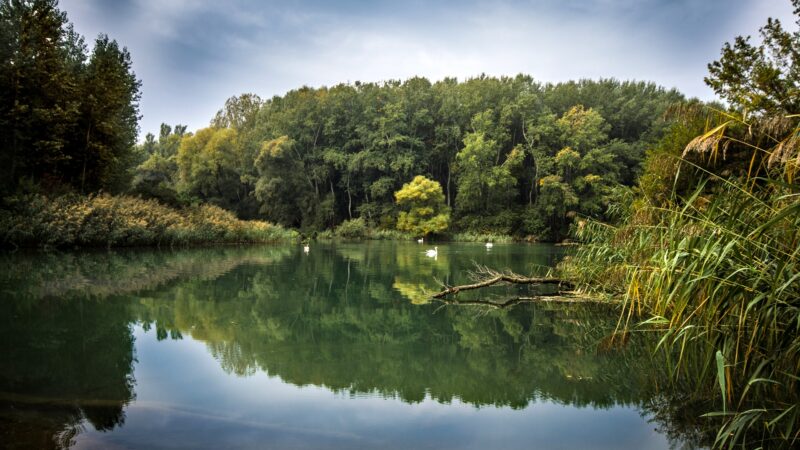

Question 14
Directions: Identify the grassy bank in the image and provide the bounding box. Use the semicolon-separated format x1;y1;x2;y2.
0;194;297;248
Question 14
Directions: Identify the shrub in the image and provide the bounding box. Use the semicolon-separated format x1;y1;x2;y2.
0;193;297;248
332;217;368;239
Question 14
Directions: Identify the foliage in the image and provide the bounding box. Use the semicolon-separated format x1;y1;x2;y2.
177;127;248;213
130;124;187;206
0;193;296;248
395;175;450;237
0;0;687;243
705;0;800;115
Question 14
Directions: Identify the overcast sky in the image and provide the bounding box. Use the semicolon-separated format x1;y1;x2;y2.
59;0;796;139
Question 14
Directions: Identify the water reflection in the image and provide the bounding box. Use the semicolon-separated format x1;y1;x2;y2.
0;244;709;449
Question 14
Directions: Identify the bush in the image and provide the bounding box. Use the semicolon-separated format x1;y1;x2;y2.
0;193;297;248
450;232;514;243
332;218;369;239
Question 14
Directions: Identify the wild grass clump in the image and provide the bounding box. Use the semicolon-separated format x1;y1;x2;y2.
0;193;297;248
450;232;514;243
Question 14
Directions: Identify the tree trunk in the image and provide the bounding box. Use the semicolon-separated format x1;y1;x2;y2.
346;177;352;219
81;125;91;193
330;179;336;227
446;163;452;207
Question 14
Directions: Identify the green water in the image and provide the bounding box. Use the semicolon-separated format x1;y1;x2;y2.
0;242;703;449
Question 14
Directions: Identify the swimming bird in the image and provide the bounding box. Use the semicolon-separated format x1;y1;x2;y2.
303;244;310;253
425;246;438;257
417;237;424;244
485;242;493;249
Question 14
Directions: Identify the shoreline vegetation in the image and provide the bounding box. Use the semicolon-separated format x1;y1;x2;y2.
0;193;535;248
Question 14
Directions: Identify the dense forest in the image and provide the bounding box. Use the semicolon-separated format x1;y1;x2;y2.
0;0;140;194
0;0;688;244
132;78;684;240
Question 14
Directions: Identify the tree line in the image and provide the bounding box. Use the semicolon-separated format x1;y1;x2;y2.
134;78;684;240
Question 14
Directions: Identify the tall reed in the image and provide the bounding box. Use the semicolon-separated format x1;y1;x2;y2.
563;111;800;448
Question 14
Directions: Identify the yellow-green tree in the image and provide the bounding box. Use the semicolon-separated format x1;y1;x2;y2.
395;175;450;237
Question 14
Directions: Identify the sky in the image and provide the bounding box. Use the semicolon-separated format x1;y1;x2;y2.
59;0;796;140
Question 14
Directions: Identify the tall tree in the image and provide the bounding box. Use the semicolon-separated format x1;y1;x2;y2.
71;34;140;192
0;0;78;193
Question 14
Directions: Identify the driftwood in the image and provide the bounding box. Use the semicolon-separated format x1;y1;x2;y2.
431;265;601;307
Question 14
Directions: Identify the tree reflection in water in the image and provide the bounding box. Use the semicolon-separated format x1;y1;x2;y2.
0;244;713;449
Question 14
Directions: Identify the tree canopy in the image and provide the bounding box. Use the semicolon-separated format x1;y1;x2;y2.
395;175;450;237
134;77;683;239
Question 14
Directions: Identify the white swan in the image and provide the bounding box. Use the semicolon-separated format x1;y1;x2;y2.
417;237;424;244
485;242;493;249
425;246;438;257
303;244;310;253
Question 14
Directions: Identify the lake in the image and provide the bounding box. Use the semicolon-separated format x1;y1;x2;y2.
0;242;702;449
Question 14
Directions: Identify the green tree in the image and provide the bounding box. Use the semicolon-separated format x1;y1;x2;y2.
395;175;450;237
254;135;317;227
0;0;140;195
177;127;246;210
211;93;263;129
705;0;800;115
71;34;141;192
0;0;78;193
455;111;522;216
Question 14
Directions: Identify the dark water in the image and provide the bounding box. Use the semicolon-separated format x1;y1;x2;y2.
0;243;702;449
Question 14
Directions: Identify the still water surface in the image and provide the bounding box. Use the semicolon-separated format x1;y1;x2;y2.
0;243;696;449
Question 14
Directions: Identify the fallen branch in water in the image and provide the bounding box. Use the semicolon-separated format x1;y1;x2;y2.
430;265;607;308
431;265;573;299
